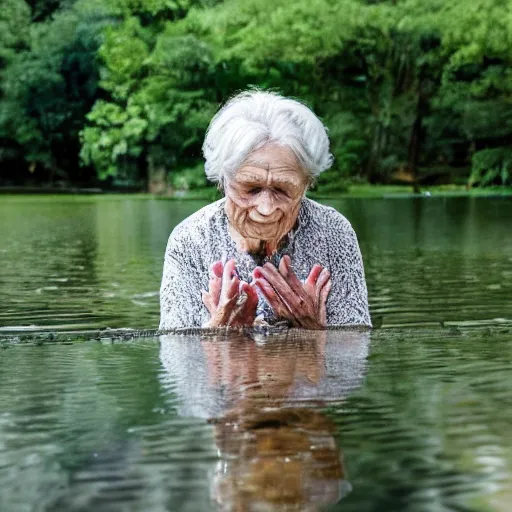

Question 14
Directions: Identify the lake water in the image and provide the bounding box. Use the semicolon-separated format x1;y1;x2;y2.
0;195;511;511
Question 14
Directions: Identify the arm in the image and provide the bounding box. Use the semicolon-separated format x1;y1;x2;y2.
159;231;207;330
326;218;371;327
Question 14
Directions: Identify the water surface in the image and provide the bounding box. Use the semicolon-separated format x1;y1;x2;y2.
0;195;511;511
1;196;510;331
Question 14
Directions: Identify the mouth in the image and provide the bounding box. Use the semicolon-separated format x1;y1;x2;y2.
248;213;283;225
250;219;279;226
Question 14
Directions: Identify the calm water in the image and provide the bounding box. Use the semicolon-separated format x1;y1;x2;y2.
0;195;511;511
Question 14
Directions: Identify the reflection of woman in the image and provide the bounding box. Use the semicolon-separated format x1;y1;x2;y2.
211;405;349;510
159;90;371;329
159;330;370;510
159;330;370;420
203;333;350;510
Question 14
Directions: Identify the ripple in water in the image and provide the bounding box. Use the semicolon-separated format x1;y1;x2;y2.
0;327;511;511
0;197;511;510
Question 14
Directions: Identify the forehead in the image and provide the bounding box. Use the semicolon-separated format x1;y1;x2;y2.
243;145;299;168
235;145;305;186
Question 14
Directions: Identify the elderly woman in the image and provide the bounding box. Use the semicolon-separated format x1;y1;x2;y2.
159;91;371;330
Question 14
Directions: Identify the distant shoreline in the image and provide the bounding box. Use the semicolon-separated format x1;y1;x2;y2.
1;185;511;200
0;186;105;195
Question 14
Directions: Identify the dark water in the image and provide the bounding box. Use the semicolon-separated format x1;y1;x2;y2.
1;196;511;331
1;195;511;511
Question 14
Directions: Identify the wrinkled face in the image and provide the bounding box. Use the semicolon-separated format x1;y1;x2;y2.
224;145;308;245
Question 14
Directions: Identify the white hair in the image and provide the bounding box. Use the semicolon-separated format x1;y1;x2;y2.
202;90;333;186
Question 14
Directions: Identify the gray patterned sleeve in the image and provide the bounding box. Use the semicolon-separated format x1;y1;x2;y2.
159;228;207;330
326;214;372;327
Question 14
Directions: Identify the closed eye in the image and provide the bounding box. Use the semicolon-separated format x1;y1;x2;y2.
248;187;262;195
273;188;289;197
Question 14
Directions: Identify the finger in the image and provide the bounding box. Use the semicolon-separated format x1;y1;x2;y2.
202;290;213;313
279;255;303;293
305;264;324;288
241;282;259;314
318;279;332;325
214;292;241;325
222;259;239;300
210;261;224;279
315;268;331;299
229;282;259;326
278;255;289;277
254;263;301;310
253;278;291;319
209;276;222;307
320;279;332;303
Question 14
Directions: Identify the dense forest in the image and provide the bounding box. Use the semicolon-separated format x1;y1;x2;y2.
1;0;511;192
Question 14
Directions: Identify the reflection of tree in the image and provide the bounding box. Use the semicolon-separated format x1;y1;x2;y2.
327;329;512;512
94;199;208;329
0;338;189;511
0;199;99;331
0;342;133;510
160;329;370;511
326;197;512;327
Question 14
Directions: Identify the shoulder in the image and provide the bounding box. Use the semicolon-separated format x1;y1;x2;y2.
301;197;354;235
300;198;362;264
167;199;225;248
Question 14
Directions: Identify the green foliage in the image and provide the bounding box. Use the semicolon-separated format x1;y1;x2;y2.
311;169;350;196
470;148;512;187
80;101;147;180
0;0;113;182
2;0;512;189
170;162;208;190
98;18;150;101
0;0;30;71
79;3;220;185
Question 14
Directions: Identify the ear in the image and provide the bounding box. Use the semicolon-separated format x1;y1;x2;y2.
304;173;315;191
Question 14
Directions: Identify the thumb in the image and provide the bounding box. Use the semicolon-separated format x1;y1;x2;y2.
202;290;213;313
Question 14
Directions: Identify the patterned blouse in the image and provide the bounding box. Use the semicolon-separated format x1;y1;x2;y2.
159;197;371;329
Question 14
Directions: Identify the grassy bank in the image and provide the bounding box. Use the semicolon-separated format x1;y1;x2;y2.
1;185;511;202
159;184;512;200
310;184;512;199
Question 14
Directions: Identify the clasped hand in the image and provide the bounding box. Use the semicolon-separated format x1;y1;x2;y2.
202;256;331;329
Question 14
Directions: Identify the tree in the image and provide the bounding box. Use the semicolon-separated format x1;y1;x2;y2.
80;2;221;189
2;0;512;189
0;0;110;185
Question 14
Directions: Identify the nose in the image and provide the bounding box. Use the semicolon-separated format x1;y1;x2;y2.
256;190;276;216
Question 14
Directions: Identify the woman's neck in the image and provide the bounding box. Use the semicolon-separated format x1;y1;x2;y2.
228;223;284;256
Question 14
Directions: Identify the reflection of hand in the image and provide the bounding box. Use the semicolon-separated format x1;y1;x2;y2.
253;255;332;329
202;259;258;327
201;331;326;399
